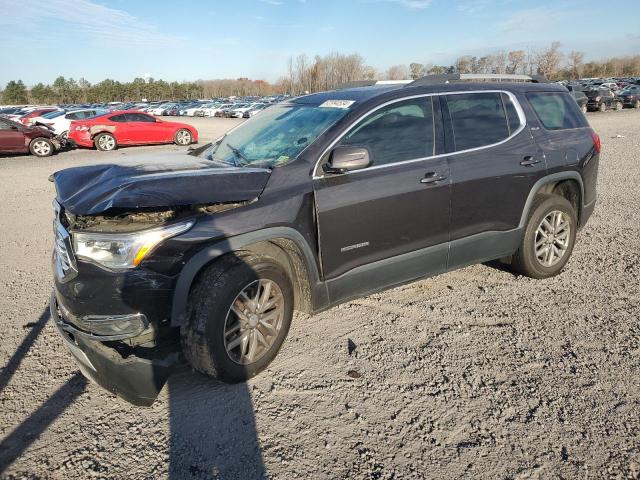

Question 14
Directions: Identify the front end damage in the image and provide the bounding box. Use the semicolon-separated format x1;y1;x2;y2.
50;154;271;405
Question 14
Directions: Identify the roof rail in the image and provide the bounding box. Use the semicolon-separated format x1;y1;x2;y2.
407;73;549;87
335;79;413;90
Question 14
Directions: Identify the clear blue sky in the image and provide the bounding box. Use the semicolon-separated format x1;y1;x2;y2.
1;0;638;87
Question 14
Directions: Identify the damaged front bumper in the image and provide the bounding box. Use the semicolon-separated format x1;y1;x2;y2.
50;294;181;406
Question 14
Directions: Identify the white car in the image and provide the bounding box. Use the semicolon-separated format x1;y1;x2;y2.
182;104;207;116
147;104;175;116
196;103;224;117
600;82;619;91
31;108;108;136
229;103;262;118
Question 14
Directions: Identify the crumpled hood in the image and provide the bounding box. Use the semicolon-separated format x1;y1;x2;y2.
52;153;272;215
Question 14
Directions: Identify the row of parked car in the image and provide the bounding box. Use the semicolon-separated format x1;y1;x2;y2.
0;106;200;157
562;78;640;113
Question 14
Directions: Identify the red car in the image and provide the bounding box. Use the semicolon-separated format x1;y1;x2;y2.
0;116;60;157
17;108;59;125
68;110;198;151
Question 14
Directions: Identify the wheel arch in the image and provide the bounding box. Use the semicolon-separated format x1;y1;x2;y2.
170;227;326;327
519;172;585;229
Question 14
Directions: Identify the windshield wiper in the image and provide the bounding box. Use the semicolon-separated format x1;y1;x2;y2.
225;142;249;166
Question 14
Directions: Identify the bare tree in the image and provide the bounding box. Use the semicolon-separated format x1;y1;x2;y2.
454;56;473;74
566;51;584;79
409;63;426;80
386;64;410;80
492;51;508;74
507;50;526;74
535;41;563;78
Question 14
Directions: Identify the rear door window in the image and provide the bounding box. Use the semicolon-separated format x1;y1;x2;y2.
444;92;513;151
526;92;587;130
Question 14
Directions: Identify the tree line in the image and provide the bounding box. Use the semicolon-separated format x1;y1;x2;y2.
2;44;640;105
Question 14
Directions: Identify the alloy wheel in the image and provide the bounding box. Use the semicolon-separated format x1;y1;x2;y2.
534;210;571;267
32;140;51;156
224;279;285;365
99;135;115;150
176;130;192;145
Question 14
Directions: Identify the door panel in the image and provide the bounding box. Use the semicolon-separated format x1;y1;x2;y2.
442;92;546;242
314;159;450;280
0;125;26;151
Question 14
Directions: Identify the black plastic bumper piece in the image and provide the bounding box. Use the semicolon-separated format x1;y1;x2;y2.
50;295;180;406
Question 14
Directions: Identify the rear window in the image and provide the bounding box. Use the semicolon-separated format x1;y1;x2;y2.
527;92;587;130
445;92;516;151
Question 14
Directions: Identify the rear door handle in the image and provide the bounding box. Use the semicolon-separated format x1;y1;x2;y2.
420;172;448;184
520;156;541;167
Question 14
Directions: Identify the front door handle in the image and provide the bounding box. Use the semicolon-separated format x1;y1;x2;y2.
420;172;448;184
520;156;541;167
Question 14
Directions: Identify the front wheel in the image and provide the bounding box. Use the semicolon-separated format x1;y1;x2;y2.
635;100;640;109
29;138;54;157
580;104;587;114
615;101;623;111
181;254;294;382
94;132;116;151
511;194;577;279
175;129;192;145
599;102;607;112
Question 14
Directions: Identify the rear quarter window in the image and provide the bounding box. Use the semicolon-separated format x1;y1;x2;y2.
527;92;587;130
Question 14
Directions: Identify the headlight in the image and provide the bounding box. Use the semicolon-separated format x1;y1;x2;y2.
595;96;601;101
73;220;194;269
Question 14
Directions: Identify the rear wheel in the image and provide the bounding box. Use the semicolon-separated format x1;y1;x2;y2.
181;254;294;382
94;132;116;151
599;102;607;112
29;138;53;157
615;101;623;111
580;104;587;114
634;100;640;109
511;194;577;279
174;129;192;146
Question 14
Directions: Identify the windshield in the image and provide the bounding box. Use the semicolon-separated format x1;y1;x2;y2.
198;104;348;168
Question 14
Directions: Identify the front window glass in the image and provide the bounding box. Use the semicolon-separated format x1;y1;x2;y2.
338;97;435;166
198;104;348;168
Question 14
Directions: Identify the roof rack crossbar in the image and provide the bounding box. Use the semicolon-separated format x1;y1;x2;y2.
406;73;549;87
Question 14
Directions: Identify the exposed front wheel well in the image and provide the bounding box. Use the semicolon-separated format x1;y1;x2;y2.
188;238;314;316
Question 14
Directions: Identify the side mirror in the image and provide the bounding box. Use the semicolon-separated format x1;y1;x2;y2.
323;146;372;174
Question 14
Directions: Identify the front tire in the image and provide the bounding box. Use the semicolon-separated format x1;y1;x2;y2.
615;101;623;111
511;194;577;279
174;128;192;146
181;254;294;382
29;138;53;157
599;102;607;112
94;132;117;151
580;104;587;114
634;100;640;109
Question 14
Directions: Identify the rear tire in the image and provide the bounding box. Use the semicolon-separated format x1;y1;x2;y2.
580;104;587;114
635;100;640;109
29;138;53;157
511;194;577;279
94;132;117;151
181;254;294;382
599;102;607;112
615;101;623;111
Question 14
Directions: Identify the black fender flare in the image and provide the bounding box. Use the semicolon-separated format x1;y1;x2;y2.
518;172;585;228
170;227;326;326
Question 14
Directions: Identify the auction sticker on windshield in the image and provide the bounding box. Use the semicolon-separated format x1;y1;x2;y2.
319;100;355;109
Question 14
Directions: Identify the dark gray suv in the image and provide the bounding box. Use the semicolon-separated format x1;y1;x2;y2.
50;74;600;405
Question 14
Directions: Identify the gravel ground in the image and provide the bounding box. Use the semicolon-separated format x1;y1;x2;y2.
0;112;639;479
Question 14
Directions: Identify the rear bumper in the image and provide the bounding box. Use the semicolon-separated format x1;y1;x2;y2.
50;294;180;406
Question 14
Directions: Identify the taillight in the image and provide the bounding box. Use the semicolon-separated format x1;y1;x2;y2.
591;130;601;154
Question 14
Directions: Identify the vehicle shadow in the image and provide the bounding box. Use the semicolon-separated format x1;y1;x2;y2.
166;368;266;479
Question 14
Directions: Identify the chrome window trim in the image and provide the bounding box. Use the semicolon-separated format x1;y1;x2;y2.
312;89;527;179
